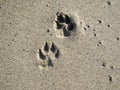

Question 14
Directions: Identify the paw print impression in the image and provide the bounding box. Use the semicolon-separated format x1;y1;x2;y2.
54;12;76;38
36;42;60;70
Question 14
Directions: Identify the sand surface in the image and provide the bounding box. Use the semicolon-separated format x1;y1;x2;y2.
0;0;120;90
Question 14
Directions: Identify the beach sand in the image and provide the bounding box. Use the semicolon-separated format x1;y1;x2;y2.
0;0;120;90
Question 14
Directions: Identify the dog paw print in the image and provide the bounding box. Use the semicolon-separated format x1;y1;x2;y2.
36;42;60;70
54;12;76;38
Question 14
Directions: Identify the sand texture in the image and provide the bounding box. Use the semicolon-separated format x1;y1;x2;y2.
0;0;120;90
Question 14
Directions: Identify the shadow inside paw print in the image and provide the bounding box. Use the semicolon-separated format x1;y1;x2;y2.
37;42;60;70
55;12;76;37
